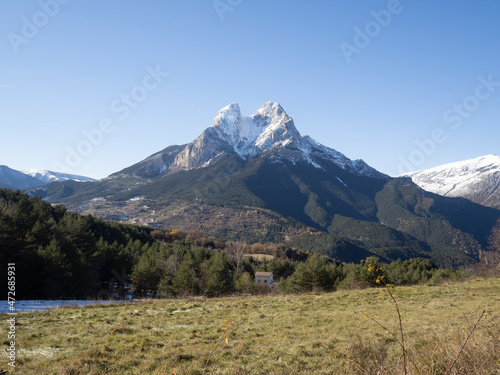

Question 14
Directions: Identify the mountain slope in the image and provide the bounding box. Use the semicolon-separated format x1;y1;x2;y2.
111;144;187;178
42;154;498;267
0;165;42;189
401;154;500;209
0;165;96;190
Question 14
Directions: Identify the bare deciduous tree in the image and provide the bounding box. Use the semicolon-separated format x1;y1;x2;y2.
224;241;249;276
482;219;500;266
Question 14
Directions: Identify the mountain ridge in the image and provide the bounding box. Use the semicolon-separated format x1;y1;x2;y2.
112;102;387;180
0;166;96;190
23;169;97;184
401;154;500;209
0;165;42;190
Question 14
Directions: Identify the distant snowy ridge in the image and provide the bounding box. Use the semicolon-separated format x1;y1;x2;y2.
22;169;96;184
0;166;96;190
400;154;500;209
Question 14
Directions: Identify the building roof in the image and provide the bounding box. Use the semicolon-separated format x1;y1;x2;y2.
255;272;273;277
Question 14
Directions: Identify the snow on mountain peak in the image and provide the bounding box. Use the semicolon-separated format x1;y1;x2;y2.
460;154;500;170
400;154;500;208
212;102;241;126
255;101;284;117
22;169;96;183
207;101;299;158
211;102;242;143
402;154;500;178
166;102;387;179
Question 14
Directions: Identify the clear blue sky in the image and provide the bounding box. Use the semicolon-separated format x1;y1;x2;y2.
1;0;499;179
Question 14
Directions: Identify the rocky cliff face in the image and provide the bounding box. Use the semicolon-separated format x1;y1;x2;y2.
115;101;387;179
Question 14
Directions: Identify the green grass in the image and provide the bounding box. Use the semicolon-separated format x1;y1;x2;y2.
3;277;499;374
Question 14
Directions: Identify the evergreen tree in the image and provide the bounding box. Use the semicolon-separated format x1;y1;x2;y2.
173;252;200;296
386;258;436;285
36;239;73;297
358;256;387;286
281;254;340;292
131;245;165;294
205;252;233;297
235;272;256;294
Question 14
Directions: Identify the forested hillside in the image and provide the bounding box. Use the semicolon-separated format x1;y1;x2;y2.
1;189;477;300
0;189;153;298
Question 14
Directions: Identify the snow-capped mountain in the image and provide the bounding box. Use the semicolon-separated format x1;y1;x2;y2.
0;166;96;190
22;169;96;184
116;102;387;179
34;103;500;268
401;154;500;209
0;165;43;190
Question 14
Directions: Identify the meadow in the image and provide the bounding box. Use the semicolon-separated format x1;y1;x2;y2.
2;277;499;374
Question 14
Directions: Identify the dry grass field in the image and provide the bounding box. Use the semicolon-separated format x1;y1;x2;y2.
2;277;499;374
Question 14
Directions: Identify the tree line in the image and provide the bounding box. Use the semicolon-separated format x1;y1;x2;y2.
2;188;496;300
